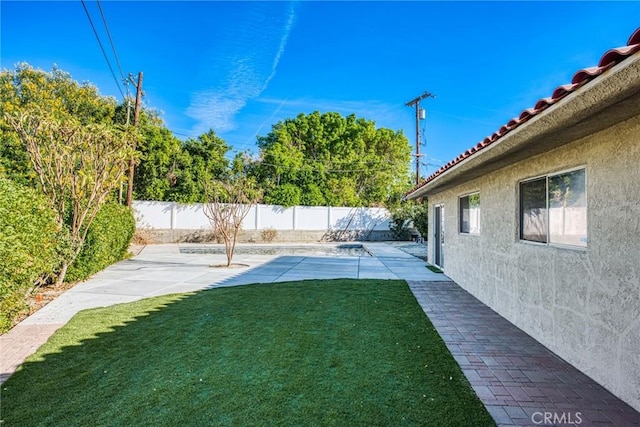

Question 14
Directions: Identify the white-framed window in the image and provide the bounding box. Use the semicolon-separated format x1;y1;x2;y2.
459;192;480;234
519;167;587;248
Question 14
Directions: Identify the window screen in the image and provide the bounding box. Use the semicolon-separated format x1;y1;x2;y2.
520;178;548;243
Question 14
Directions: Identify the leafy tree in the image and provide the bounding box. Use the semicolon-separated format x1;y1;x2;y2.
264;183;302;206
388;199;429;241
179;130;231;203
411;200;429;241
300;183;326;206
116;95;232;204
134;128;232;204
1;65;233;207
0;131;33;187
1;63;117;185
131;114;185;202
2;64;136;284
254;111;411;207
5;110;136;285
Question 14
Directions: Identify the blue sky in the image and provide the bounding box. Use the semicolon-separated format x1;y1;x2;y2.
2;1;638;176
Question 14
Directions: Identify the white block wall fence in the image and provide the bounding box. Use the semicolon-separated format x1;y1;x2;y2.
132;201;395;243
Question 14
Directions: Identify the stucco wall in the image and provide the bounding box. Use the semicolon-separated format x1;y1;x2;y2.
428;114;640;410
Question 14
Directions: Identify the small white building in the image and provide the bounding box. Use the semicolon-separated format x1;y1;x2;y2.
405;28;640;411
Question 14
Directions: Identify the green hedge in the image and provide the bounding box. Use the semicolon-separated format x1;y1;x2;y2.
66;202;135;282
0;178;63;332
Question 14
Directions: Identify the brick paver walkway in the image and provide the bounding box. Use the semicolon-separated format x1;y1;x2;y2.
408;280;640;427
0;324;64;383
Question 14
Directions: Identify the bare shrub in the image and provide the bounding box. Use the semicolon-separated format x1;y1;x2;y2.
260;228;278;243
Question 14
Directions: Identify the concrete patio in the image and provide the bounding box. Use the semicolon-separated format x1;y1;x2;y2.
1;242;639;426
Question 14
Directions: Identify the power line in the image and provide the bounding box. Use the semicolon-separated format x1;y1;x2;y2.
173;133;258;154
80;0;125;100
96;0;126;83
259;161;407;174
97;0;133;104
173;131;201;139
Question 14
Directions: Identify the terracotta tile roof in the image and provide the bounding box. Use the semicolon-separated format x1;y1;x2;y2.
405;27;640;197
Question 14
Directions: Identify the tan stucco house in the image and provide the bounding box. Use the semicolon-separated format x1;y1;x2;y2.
405;28;640;411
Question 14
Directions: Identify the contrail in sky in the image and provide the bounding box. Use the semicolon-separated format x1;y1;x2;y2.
262;2;296;91
186;2;297;137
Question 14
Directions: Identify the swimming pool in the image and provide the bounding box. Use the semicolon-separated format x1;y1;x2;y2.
180;244;372;257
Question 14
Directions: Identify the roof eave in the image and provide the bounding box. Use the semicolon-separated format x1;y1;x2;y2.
405;52;640;200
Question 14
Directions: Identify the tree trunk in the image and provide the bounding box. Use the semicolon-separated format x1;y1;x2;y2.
225;240;233;267
56;262;70;287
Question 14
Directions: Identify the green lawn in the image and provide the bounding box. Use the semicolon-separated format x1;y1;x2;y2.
0;279;494;426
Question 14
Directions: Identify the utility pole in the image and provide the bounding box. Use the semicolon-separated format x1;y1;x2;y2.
119;86;132;204
405;91;434;185
126;71;143;207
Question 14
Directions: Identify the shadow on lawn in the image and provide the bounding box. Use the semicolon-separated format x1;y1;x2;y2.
1;276;495;426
